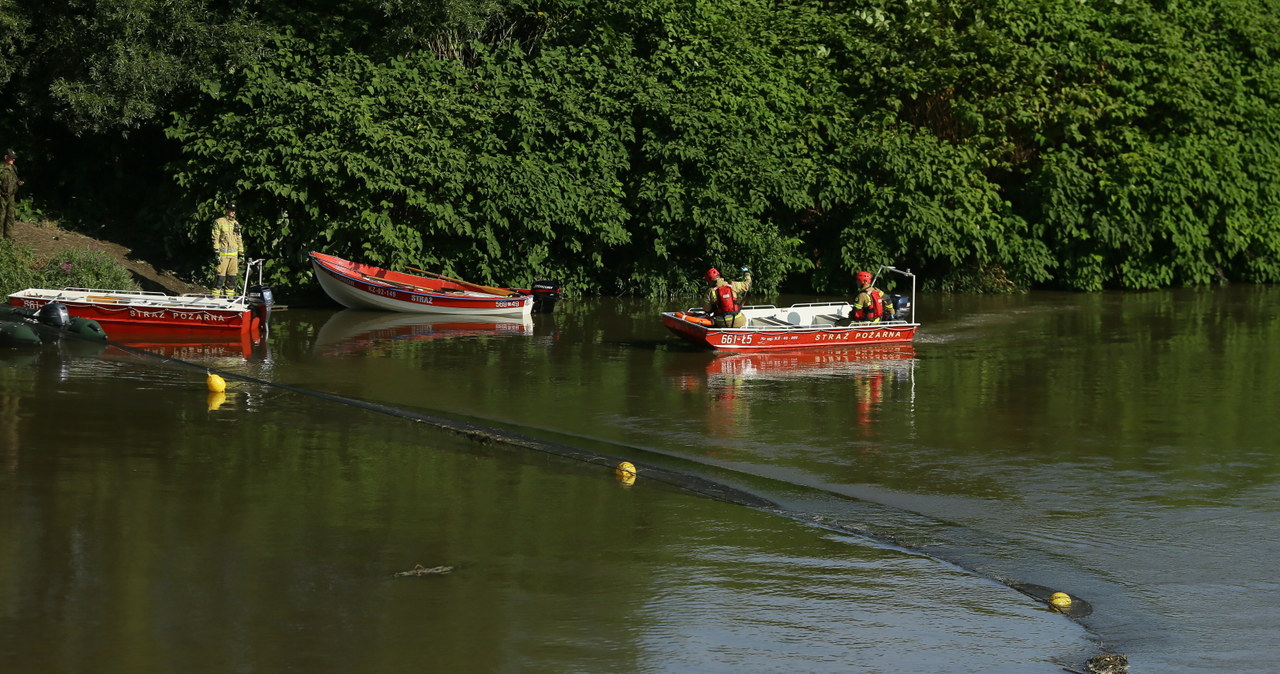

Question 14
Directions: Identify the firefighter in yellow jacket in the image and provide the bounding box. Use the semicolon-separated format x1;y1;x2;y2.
851;270;895;322
211;202;243;296
703;266;752;328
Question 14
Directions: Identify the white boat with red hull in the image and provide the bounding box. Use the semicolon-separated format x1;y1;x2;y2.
662;266;920;352
309;252;559;317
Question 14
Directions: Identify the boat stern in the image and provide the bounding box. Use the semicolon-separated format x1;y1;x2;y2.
662;311;715;348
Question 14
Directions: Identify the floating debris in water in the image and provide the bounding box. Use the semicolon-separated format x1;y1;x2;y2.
394;564;455;577
1065;653;1129;674
1086;653;1129;674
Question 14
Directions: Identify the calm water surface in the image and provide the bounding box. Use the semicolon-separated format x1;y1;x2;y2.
3;286;1278;673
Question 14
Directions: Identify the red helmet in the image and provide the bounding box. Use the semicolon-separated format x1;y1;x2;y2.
705;268;721;282
855;271;873;285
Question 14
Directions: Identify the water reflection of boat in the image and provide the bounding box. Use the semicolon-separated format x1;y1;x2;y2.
687;345;917;440
106;327;259;360
313;309;534;356
705;344;916;379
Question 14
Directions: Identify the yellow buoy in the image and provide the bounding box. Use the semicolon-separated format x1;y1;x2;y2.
207;390;227;411
615;461;637;486
206;371;226;393
1049;592;1072;609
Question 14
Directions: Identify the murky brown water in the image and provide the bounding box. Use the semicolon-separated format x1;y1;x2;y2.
4;285;1279;672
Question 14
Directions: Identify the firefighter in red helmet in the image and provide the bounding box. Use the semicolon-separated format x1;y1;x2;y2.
851;270;895;322
703;266;752;328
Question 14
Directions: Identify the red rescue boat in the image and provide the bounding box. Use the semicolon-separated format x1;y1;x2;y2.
663;266;920;352
7;259;273;337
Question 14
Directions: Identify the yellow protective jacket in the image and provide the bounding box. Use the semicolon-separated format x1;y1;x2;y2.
213;215;242;256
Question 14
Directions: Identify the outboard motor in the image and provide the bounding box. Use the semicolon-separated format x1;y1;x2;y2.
530;280;561;314
889;294;911;321
248;284;275;309
247;284;275;335
37;302;71;328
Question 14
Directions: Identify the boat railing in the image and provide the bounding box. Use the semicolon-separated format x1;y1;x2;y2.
238;258;268;299
678;301;916;330
680;303;781;312
40;287;241;308
56;288;170;297
737;317;916;329
787;301;852;309
875;265;918;324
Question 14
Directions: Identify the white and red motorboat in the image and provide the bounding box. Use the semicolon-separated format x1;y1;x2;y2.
662;266;920;352
7;259;273;337
309;252;551;317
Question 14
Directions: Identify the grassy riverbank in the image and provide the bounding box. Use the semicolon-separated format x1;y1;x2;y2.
0;220;184;296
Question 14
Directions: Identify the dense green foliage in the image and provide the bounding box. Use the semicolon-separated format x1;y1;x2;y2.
0;239;138;293
0;239;37;292
3;0;1280;296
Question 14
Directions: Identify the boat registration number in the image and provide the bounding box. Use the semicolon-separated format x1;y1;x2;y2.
718;333;755;345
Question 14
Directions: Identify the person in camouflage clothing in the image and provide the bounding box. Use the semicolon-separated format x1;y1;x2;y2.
1;150;23;239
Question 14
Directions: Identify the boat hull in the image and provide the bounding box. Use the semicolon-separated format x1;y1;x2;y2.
8;290;262;334
310;252;534;317
662;302;919;352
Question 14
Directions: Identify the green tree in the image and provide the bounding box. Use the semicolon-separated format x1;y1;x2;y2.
8;0;1280;296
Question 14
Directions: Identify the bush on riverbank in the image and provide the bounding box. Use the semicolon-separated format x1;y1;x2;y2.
0;238;138;295
4;0;1280;296
0;239;39;294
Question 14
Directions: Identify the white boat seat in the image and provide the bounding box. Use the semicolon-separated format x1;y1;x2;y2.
752;316;791;327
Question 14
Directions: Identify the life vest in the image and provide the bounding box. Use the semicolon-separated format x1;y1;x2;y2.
674;311;713;327
854;288;885;321
712;284;739;316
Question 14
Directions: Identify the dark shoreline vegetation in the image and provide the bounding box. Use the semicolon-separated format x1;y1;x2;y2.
2;0;1278;300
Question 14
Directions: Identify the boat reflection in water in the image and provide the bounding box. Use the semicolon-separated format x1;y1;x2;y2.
703;343;916;380
672;344;917;444
313;309;534;356
104;325;262;361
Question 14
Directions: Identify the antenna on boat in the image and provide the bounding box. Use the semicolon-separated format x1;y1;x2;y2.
876;265;917;324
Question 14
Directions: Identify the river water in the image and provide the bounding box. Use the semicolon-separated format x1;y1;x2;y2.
2;287;1278;673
